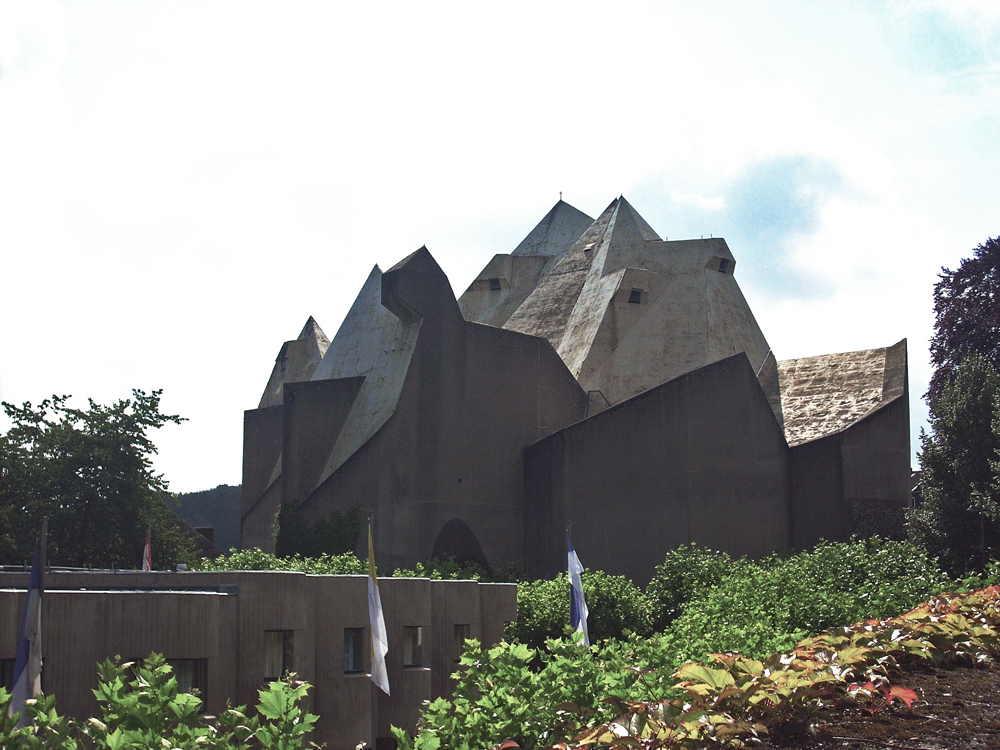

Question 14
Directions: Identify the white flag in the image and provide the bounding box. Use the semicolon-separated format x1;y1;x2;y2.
142;527;152;572
367;523;390;695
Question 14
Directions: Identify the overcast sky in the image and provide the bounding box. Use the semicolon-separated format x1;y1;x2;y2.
1;0;998;493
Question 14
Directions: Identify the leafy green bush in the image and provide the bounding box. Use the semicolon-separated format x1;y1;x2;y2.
668;537;954;662
393;636;668;750
646;543;733;629
196;547;366;575
0;690;78;750
391;556;523;582
506;570;654;648
0;653;320;750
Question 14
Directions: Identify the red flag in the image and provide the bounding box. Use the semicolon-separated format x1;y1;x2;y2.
142;528;152;572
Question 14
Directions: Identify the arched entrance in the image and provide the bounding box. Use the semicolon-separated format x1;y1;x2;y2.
431;518;491;572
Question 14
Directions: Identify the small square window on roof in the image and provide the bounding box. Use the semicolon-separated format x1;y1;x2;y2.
628;289;642;304
718;258;730;273
488;278;502;291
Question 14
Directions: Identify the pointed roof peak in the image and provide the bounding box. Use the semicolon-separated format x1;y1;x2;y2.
297;316;330;354
298;316;326;340
386;245;447;277
614;196;661;241
512;199;594;258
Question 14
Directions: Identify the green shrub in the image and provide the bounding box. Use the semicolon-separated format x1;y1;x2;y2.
506;570;654;648
196;548;366;575
668;537;954;662
0;689;78;750
393;636;666;750
391;556;523;582
646;542;733;629
0;653;320;750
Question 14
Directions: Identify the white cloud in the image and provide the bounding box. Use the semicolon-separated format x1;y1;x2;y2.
670;190;725;211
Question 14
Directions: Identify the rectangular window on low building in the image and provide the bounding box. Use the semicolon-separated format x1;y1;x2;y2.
718;258;730;273
167;658;207;702
628;289;642;304
263;630;293;680
453;624;471;662
403;626;423;667
488;278;502;291
344;628;365;673
0;659;14;690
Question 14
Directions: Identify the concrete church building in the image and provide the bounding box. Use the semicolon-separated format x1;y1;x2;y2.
242;197;910;584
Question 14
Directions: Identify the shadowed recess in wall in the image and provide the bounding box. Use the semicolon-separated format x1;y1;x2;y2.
274;504;361;558
432;518;491;573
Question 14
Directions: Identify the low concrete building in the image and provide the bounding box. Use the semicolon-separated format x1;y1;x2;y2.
0;570;516;750
242;196;911;584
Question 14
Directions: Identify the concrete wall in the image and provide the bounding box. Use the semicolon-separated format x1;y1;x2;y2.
0;571;516;750
289;249;589;574
788;340;910;548
241;405;284;551
524;354;791;584
787;433;847;549
788;395;911;549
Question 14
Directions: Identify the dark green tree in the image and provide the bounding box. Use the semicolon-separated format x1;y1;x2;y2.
909;353;1000;573
929;236;1000;401
0;390;195;569
274;504;361;558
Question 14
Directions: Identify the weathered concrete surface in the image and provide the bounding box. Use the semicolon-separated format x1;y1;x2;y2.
778;345;893;446
524;354;791;585
242;197;911;581
245;245;588;573
511;199;594;257
0;571;515;750
578;245;772;406
258;317;330;408
458;253;549;328
786;340;910;548
310;265;420;484
241;404;284;550
478;198;773;411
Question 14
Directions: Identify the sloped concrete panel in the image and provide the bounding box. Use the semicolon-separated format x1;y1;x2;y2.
258;317;330;408
525;354;790;585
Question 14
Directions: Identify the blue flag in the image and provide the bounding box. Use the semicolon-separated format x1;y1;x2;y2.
567;531;589;646
9;541;43;724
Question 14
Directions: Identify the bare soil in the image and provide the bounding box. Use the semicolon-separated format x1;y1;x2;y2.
759;662;1000;749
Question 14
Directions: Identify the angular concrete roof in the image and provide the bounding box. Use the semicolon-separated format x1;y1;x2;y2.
777;339;907;446
511;199;594;257
310;265;420;484
503;197;623;347
458;200;593;328
258;316;330;408
497;196;772;406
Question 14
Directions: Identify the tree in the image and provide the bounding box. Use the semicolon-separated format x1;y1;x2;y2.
929;236;1000;401
909;353;1000;574
0;390;195;569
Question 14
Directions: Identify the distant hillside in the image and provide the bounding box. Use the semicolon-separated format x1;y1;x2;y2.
173;484;241;553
